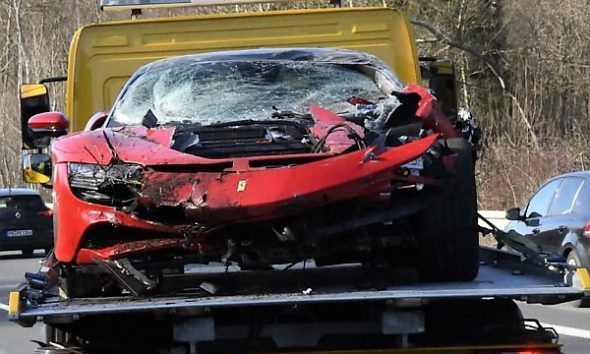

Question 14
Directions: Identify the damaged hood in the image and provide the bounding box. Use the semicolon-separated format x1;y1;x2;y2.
52;126;188;166
51;105;365;166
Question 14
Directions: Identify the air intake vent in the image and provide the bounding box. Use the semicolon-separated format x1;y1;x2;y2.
198;126;268;144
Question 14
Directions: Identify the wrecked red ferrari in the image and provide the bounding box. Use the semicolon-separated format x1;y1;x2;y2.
49;48;479;296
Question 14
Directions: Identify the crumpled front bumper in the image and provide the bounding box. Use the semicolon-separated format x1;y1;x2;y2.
138;134;441;223
55;134;440;264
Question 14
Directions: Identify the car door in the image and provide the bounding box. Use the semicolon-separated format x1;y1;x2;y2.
562;178;590;258
532;177;584;255
508;178;561;242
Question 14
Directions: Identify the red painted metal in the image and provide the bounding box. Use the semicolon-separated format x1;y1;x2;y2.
309;105;365;154
76;239;185;264
83;112;107;131
402;84;461;138
52;164;180;263
28;112;70;132
139;134;439;223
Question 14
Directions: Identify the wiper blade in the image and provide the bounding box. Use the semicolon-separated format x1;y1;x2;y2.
207;119;259;128
271;106;312;120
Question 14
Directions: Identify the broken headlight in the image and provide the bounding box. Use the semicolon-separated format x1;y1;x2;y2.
68;163;142;207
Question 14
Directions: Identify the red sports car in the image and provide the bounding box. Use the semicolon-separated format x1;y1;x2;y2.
47;48;479;296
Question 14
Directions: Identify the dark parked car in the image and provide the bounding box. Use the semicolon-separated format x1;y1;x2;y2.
0;188;53;256
504;171;590;268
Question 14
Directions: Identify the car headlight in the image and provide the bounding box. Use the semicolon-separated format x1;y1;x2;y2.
68;163;142;206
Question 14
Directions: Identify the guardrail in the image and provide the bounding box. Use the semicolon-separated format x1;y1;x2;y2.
478;210;509;230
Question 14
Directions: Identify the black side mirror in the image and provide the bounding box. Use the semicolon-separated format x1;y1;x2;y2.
505;207;522;221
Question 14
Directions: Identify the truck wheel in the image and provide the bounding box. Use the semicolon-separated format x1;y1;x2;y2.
416;137;479;281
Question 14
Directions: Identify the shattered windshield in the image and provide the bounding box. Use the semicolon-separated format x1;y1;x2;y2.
109;60;401;126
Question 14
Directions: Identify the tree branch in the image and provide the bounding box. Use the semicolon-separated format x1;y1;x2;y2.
411;19;540;152
411;19;506;91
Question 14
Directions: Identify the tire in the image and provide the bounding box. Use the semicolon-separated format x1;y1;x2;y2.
21;248;34;257
567;249;581;267
565;249;590;307
416;138;479;281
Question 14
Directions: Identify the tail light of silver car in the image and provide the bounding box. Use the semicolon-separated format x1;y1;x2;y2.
583;220;590;238
37;209;53;217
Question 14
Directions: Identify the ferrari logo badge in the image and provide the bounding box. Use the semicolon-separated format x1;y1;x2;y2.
237;180;247;192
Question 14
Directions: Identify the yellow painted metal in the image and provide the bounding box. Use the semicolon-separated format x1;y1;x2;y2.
66;7;420;131
21;154;51;184
23;168;51;184
8;292;20;316
102;0;310;11
576;267;590;290
20;84;47;99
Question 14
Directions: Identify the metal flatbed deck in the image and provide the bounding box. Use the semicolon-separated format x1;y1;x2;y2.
11;247;587;322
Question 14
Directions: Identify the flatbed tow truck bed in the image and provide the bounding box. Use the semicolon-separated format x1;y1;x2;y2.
10;248;586;320
8;246;590;354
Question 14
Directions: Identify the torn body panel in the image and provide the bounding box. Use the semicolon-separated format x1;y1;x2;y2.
138;133;439;224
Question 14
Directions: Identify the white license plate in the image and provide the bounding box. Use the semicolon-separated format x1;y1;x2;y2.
7;229;33;237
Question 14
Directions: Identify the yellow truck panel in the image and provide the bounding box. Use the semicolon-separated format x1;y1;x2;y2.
67;7;420;131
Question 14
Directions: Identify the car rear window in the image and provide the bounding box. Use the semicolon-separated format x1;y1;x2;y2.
525;179;561;217
548;177;583;215
573;180;590;216
0;195;46;212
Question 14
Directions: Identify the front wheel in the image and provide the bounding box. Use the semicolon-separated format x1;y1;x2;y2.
415;138;479;282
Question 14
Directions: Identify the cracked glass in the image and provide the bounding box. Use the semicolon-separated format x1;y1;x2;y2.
110;60;397;126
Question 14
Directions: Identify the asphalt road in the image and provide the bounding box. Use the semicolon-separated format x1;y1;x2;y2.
0;251;44;354
2;253;590;354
